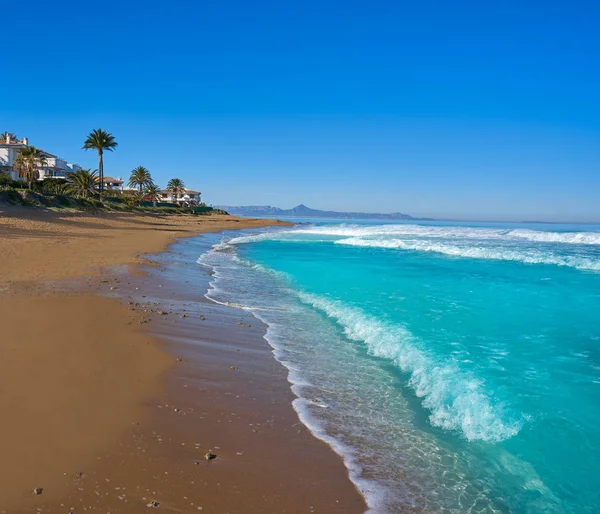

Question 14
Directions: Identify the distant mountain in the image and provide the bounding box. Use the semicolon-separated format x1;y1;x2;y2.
216;204;425;220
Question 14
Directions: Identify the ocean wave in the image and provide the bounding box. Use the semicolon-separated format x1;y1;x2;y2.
211;231;280;250
297;291;523;443
296;224;600;245
506;229;600;245
335;238;600;271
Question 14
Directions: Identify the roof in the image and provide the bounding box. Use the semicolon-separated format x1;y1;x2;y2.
103;177;123;183
158;189;200;194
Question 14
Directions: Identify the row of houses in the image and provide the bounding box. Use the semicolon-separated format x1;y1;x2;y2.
0;134;202;205
103;177;202;204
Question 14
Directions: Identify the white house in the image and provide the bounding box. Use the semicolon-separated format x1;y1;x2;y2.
101;177;139;192
0;134;81;181
158;189;201;206
37;151;81;180
0;136;28;180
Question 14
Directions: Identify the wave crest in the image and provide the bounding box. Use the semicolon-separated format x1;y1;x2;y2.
335;238;600;271
297;292;523;443
298;224;600;245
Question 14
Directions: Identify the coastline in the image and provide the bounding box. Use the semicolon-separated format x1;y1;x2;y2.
0;210;366;513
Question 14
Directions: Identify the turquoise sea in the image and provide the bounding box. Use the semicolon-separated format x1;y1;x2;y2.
199;219;600;513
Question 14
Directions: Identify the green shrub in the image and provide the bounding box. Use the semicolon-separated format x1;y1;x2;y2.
104;196;125;204
39;178;68;195
0;188;23;205
55;194;72;207
0;174;21;188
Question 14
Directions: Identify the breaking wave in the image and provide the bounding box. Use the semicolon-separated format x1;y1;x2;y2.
297;291;523;443
335;237;600;271
296;224;600;245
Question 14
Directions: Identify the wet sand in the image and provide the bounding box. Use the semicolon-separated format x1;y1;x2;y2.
0;209;366;513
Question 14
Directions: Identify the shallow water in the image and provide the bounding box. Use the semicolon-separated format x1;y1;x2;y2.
199;220;600;513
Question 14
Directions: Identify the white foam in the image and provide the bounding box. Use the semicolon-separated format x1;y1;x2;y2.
335;238;600;271
295;224;600;245
506;229;600;245
212;224;600;272
200;245;388;512
297;292;523;443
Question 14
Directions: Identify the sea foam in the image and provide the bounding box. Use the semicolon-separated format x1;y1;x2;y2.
335;237;600;271
218;224;600;271
297;291;523;443
296;224;600;245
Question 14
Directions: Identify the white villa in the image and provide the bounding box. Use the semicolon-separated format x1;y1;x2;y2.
101;177;138;192
0;134;82;181
159;189;201;206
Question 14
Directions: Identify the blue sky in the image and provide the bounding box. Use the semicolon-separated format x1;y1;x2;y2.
2;0;599;221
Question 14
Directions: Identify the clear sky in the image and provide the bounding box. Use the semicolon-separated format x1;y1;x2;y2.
2;0;599;221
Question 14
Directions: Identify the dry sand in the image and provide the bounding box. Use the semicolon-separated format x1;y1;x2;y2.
0;208;289;285
0;208;366;513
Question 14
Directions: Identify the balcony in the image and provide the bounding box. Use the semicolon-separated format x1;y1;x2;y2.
40;156;68;170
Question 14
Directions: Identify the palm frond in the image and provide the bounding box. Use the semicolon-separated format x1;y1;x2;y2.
82;128;118;152
128;165;153;191
12;146;46;187
66;168;99;198
166;178;185;201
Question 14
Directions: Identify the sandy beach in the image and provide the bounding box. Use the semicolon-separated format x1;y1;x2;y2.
0;208;366;513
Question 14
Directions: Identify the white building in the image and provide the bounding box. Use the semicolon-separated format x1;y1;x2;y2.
37;151;82;180
0;136;28;180
101;177;139;192
158;189;201;206
0;134;81;182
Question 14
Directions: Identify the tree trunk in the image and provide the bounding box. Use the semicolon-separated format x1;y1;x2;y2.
98;150;104;192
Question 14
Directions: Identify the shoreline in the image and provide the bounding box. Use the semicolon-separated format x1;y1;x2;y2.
0;210;366;513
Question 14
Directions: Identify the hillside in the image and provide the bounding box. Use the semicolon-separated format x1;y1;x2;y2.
217;204;421;220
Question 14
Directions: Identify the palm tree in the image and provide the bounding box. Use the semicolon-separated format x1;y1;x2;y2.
166;178;185;204
144;183;161;206
12;146;47;189
128;166;153;192
82;129;118;192
0;131;17;143
66;168;99;198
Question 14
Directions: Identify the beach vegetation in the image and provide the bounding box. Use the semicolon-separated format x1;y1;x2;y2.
82;129;118;192
143;183;161;206
66;168;99;198
0;173;21;188
37;178;69;195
